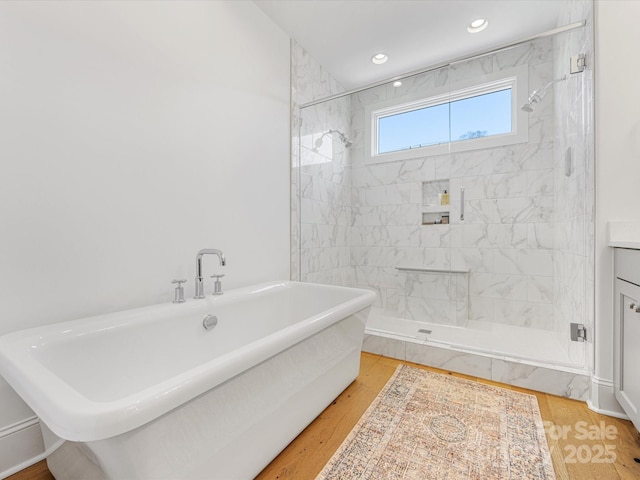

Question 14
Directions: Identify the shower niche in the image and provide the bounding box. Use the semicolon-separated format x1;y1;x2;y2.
421;179;450;225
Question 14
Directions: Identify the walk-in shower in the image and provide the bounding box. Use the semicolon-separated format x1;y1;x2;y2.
291;1;594;398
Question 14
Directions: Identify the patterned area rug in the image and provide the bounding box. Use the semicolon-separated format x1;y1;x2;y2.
316;365;555;480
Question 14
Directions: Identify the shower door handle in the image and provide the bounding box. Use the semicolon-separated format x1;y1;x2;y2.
460;187;465;221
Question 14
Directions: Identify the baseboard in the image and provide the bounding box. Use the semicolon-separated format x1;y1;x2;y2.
0;417;46;479
588;376;628;419
587;399;630;420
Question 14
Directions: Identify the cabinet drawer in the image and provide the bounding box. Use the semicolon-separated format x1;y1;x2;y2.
615;248;640;285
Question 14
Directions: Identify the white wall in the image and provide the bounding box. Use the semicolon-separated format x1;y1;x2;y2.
592;0;640;415
0;0;290;475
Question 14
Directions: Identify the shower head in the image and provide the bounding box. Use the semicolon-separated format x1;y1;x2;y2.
520;99;536;113
520;92;542;112
520;75;567;113
341;134;353;148
314;129;353;149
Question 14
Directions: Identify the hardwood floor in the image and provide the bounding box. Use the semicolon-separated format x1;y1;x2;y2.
9;353;640;480
6;460;53;480
257;353;640;480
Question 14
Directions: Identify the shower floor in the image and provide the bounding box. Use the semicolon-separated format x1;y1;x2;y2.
365;308;585;371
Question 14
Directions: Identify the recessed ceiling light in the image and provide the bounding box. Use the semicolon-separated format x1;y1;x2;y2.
467;18;488;33
371;53;388;65
392;81;402;87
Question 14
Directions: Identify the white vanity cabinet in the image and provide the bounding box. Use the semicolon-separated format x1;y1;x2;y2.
614;247;640;430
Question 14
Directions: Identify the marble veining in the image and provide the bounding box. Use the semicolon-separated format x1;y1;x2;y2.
293;0;594;381
339;39;563;330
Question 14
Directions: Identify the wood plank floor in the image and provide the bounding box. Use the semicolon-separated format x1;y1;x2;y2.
9;352;640;480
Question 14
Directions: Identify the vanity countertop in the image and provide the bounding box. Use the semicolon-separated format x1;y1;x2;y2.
609;221;640;249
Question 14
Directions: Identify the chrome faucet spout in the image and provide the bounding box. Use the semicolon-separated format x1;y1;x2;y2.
195;249;226;299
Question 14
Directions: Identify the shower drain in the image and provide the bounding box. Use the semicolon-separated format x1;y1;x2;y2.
418;329;432;334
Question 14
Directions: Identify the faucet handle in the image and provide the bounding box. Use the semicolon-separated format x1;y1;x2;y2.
210;274;225;296
171;279;187;303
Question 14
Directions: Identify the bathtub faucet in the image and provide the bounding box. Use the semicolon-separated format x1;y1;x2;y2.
195;249;226;299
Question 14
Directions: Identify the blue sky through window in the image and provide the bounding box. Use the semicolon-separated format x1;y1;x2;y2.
378;88;512;154
450;89;511;141
378;103;449;153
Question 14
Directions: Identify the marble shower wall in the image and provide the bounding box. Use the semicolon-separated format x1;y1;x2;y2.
291;9;593;368
291;40;355;286
349;39;558;329
553;0;594;367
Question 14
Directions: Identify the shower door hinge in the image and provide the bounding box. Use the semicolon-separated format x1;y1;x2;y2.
570;323;587;342
570;54;586;74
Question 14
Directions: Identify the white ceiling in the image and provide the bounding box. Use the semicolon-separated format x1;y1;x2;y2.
254;0;565;90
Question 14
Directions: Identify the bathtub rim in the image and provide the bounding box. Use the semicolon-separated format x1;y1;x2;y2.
0;280;376;442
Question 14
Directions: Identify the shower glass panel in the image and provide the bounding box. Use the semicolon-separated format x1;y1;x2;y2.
294;18;592;374
296;94;353;287
441;39;575;366
356;66;456;336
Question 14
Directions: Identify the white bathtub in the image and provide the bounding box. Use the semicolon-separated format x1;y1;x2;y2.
0;281;375;479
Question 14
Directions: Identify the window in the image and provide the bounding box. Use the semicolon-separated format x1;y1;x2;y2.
365;66;528;163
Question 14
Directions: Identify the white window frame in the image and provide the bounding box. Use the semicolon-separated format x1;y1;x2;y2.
364;65;529;164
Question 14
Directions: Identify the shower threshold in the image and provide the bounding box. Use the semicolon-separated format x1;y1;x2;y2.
363;309;590;400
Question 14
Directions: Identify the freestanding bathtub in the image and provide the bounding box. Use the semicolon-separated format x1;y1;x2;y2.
0;281;376;479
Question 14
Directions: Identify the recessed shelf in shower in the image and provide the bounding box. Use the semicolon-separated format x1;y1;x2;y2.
422;178;450;225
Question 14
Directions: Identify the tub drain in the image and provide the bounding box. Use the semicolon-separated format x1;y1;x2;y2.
203;314;218;330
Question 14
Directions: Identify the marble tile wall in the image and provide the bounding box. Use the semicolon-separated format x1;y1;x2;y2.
291;4;594;371
403;271;469;326
363;334;590;400
291;41;355;286
553;0;594;368
349;39;558;329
